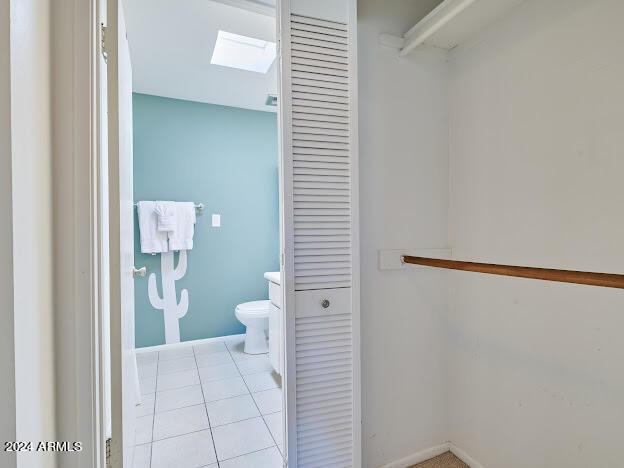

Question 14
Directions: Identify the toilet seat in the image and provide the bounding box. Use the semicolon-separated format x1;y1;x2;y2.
236;300;271;315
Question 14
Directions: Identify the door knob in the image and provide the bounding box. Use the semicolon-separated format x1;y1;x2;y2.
132;266;147;278
321;299;330;309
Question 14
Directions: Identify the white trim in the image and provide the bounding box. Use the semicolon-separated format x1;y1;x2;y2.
276;0;298;465
400;0;477;56
0;1;16;464
51;0;102;465
380;442;486;468
449;442;487;468
380;443;452;468
347;0;361;465
135;334;246;353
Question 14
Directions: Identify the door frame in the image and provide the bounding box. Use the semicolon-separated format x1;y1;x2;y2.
59;0;362;465
51;0;106;466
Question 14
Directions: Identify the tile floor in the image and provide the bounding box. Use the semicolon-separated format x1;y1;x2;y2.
133;336;284;468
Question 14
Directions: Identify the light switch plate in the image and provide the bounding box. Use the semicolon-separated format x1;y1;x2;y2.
212;214;221;227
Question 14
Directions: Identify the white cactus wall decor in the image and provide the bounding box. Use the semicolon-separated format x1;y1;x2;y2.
148;250;189;343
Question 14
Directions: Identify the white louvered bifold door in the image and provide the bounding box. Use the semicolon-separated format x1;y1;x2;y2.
280;2;360;467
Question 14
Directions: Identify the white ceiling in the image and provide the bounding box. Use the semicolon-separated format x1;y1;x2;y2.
123;0;277;112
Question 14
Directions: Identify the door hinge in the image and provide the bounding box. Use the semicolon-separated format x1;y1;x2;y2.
105;438;111;467
100;23;109;63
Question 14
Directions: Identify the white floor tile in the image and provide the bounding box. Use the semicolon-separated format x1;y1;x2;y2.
263;412;283;447
193;341;228;355
156;385;204;413
152;405;209;441
157;369;200;392
218;446;283;468
224;336;245;350
198;362;240;383
206;394;260;427
135;414;153;445
138;362;158;379
232;352;269;364
136;393;155;417
157;356;197;375
251;389;282;415
133;443;151;468
236;356;273;375
226;337;266;361
201;376;249;403
137;351;159;366
242;372;280;393
195;351;233;368
140;377;157;395
159;346;194;362
211;417;275;461
151;429;217;468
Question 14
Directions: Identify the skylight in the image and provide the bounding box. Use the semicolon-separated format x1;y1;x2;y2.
210;31;276;74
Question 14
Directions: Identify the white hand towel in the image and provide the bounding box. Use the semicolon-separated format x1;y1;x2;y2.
137;201;169;254
168;202;197;251
154;201;176;232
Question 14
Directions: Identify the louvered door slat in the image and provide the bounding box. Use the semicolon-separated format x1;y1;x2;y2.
293;85;348;98
294;127;349;138
293;133;349;143
293;99;349;110
291;15;348;31
293;93;349;106
292;50;349;65
291;21;349;38
292;36;348;52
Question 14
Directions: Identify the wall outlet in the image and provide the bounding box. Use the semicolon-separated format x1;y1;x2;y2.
212;214;221;227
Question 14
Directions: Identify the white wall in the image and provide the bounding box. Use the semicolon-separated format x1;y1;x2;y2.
447;0;624;466
9;1;57;467
0;1;17;467
51;0;100;465
357;1;450;466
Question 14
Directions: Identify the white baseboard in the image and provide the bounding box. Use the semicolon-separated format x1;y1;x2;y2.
380;443;451;468
135;333;246;353
380;441;485;468
448;442;485;468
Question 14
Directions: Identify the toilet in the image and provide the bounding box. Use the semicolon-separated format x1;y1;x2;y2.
235;300;270;354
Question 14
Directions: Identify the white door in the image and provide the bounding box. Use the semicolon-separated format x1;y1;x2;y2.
279;1;361;466
106;1;137;466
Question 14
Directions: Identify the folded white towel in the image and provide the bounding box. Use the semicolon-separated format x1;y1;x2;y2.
137;201;169;254
154;201;176;232
168;202;197;251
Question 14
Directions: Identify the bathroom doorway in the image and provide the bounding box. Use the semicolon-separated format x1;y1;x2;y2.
102;0;287;466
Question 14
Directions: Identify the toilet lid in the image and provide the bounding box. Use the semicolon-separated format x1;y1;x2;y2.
236;300;271;313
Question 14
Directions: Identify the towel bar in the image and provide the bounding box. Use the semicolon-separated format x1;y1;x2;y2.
401;256;624;289
133;202;204;212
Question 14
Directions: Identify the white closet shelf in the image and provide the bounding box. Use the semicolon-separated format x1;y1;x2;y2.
379;0;525;55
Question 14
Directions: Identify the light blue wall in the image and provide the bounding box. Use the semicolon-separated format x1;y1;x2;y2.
133;93;279;347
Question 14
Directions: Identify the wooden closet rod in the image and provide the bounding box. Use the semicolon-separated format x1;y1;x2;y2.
401;256;624;289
